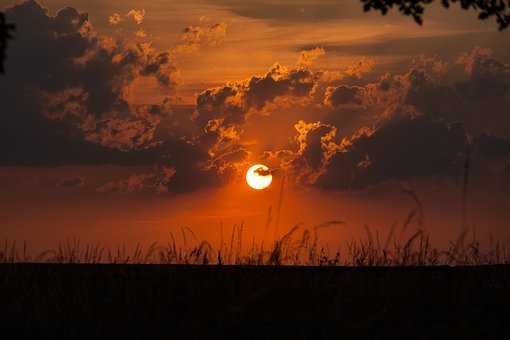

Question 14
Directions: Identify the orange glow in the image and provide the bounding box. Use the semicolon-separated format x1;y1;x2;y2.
246;164;273;190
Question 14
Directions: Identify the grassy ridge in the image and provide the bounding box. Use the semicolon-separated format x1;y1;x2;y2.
1;200;508;338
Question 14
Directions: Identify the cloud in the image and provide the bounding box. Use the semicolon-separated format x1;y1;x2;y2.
3;2;510;194
475;134;510;160
191;50;500;190
97;165;175;193
456;47;510;98
173;22;228;54
289;120;339;184
108;9;146;27
108;9;151;40
316;115;467;189
57;176;86;188
263;114;467;190
472;134;510;183
192;61;323;174
108;13;122;25
400;48;510;136
195;62;319;127
278;48;510;190
321;52;501;139
135;29;147;38
296;47;325;68
212;49;510;190
0;1;180;157
0;1;238;193
126;9;146;25
324;85;364;107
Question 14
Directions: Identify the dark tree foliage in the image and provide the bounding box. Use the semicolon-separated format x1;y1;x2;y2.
362;0;510;29
0;12;14;73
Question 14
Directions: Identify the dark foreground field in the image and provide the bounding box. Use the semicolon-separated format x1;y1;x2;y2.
1;264;509;339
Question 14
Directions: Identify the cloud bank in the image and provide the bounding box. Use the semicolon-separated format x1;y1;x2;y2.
2;1;510;193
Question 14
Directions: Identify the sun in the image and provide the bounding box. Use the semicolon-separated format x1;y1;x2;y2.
246;164;273;190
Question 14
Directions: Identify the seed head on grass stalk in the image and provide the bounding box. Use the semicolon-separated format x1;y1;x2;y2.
309;220;344;265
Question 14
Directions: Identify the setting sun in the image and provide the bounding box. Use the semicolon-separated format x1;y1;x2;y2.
246;164;273;190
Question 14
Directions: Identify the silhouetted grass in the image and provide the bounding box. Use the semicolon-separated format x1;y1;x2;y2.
1;219;508;266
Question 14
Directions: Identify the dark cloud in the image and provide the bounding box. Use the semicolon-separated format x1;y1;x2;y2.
325;85;364;106
193;62;321;174
176;22;228;53
456;47;510;98
251;50;510;190
97;165;175;193
316;115;467;189
262;113;468;190
57;176;85;188
321;51;510;138
245;65;317;109
190;55;376;175
0;1;230;193
289;120;339;184
195;63;318;127
470;134;510;192
402;49;510;136
191;48;510;191
474;134;510;160
0;0;179;161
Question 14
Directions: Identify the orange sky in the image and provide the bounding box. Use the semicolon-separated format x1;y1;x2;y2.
1;166;509;253
1;0;510;252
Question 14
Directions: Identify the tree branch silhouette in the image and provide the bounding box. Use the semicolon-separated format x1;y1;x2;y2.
361;0;510;29
0;11;15;74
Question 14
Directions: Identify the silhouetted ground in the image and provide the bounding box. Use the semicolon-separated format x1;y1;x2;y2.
1;264;509;339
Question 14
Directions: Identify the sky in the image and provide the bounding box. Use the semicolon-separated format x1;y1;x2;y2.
1;0;510;252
